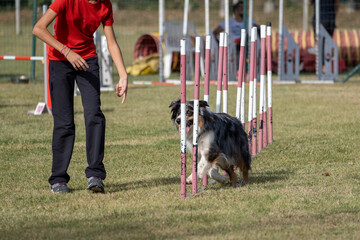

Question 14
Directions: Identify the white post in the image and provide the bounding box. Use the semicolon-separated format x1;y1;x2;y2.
248;0;253;36
159;0;164;82
315;0;320;77
247;0;254;77
15;0;21;35
183;0;189;37
278;0;284;81
303;0;308;32
205;0;210;35
224;0;229;34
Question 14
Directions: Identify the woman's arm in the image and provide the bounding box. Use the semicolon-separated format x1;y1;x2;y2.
32;8;88;71
104;25;128;104
32;9;63;53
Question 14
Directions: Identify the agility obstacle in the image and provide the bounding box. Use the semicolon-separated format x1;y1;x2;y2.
180;39;187;199
259;25;266;152
247;27;256;156
0;52;51;115
0;56;44;61
235;29;246;129
216;32;225;113
191;37;201;195
267;24;274;144
179;23;274;198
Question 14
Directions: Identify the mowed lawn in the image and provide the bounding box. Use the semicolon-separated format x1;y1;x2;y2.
0;77;359;239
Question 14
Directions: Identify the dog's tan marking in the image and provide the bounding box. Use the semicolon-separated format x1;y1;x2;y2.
227;167;239;187
198;115;204;130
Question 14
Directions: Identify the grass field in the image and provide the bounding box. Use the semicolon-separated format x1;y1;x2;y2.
1;75;360;239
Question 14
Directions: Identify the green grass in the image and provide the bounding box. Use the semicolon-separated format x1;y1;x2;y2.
1;76;360;239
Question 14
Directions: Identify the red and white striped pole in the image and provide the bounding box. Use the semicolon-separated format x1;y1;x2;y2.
222;33;228;114
42;5;51;112
192;37;201;194
203;35;211;187
240;29;246;129
263;67;268;148
204;35;211;103
258;25;266;152
0;55;52;113
236;29;246;128
216;32;225;113
267;23;273;144
180;39;187;199
251;27;258;156
248;28;256;153
0;56;44;61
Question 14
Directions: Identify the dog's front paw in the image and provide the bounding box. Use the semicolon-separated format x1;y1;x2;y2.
186;175;192;185
217;175;227;184
232;182;242;188
208;168;227;184
233;180;247;187
212;174;227;184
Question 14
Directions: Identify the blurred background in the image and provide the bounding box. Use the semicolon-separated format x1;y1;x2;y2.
1;0;360;83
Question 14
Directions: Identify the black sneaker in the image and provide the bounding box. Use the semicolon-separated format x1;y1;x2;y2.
51;182;70;193
87;177;105;193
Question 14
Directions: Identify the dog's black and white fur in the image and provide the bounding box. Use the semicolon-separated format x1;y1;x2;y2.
169;99;251;187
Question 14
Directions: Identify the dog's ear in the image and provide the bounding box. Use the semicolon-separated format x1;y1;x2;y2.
169;98;180;108
199;100;209;109
199;100;214;122
169;99;181;121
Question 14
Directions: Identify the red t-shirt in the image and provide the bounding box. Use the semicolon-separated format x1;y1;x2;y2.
48;0;114;61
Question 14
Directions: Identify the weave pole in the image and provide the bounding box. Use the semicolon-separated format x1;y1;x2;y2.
180;39;187;199
236;29;246;129
247;28;256;153
263;63;268;148
251;27;258;156
191;37;201;194
204;35;211;103
258;25;266;153
216;32;225;113
222;33;228;114
203;35;211;187
267;23;273;144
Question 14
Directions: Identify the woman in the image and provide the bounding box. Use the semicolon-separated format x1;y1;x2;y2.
33;0;127;193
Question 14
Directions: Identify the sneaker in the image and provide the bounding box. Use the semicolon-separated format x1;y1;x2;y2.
51;182;70;193
87;177;105;193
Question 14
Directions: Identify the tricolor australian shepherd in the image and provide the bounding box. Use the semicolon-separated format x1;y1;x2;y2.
169;99;251;187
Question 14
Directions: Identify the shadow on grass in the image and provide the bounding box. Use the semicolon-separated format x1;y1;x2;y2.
199;170;291;192
106;176;179;193
250;169;290;185
74;108;114;115
75;169;290;194
0;103;33;108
